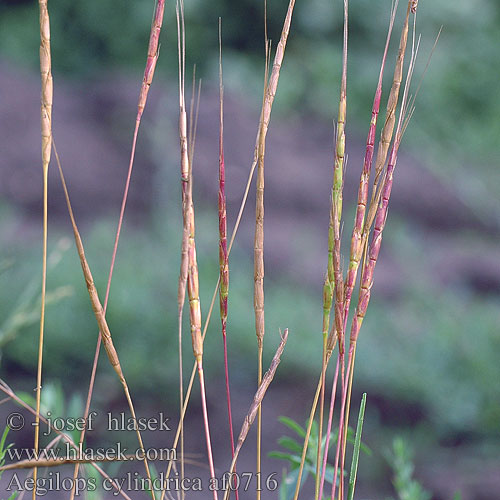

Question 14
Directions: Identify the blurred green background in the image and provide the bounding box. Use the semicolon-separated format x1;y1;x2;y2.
0;0;499;498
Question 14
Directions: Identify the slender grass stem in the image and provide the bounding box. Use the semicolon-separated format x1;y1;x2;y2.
218;20;238;499
0;383;131;500
293;342;336;500
68;2;165;498
223;331;288;500
318;355;340;500
198;361;218;500
53;143;156;500
34;1;53;498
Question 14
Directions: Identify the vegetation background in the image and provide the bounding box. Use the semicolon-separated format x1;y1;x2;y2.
0;0;499;498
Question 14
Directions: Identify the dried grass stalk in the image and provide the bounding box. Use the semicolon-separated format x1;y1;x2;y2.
52;144;156;500
0;380;132;500
33;1;53;497
223;330;289;500
71;2;165;498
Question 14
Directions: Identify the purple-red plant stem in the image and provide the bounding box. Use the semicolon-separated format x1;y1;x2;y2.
218;20;238;500
53;142;156;500
329;369;350;500
223;330;289;500
316;2;348;499
318;355;340;500
343;1;398;333
339;7;414;485
363;1;412;244
340;19;419;498
34;1;52;498
198;360;218;500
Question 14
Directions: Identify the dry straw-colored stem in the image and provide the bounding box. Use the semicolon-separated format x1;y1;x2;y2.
160;4;297;495
312;2;349;499
218;21;238;500
33;1;53;498
52;144;156;500
185;170;218;500
223;330;289;500
70;2;165;498
253;2;296;494
174;19;217;495
331;6;415;500
343;0;398;333
0;380;132;500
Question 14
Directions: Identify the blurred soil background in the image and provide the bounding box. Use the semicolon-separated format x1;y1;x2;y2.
1;0;499;498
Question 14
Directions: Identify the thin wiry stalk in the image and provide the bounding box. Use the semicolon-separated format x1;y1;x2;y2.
181;76;216;493
160;3;296;493
337;15;420;500
315;0;349;490
52;143;156;500
70;2;165;497
182;87;218;499
253;2;296;493
255;32;271;500
329;5;401;500
292;334;336;500
218;20;238;500
318;354;340;500
313;2;349;499
343;0;398;335
349;12;419;381
223;330;289;500
337;6;418;495
175;2;188;497
34;1;52;497
0;380;132;500
160;111;265;500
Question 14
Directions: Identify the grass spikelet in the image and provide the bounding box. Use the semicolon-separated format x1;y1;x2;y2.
344;0;398;337
175;2;189;496
0;380;133;500
218;20;238;499
52;144;157;500
364;0;413;243
33;1;53;497
185;132;219;499
314;2;350;499
347;393;367;500
173;28;218;496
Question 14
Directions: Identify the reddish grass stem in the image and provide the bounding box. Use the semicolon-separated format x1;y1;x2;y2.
218;20;238;500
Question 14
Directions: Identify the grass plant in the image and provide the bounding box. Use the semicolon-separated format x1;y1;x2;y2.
0;0;439;498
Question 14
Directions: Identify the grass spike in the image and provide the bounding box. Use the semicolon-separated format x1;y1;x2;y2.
52;143;156;500
69;2;165;498
218;19;238;500
0;380;133;500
